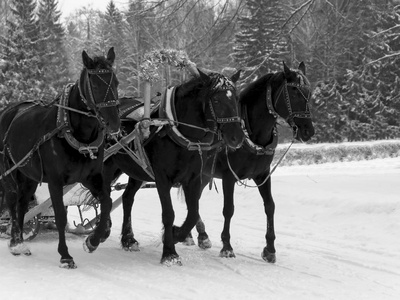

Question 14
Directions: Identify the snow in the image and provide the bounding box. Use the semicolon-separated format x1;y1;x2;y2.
1;157;399;300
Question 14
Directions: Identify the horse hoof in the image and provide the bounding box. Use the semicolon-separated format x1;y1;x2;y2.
59;259;77;269
161;255;182;267
198;237;212;249
220;249;236;258
182;236;195;246
8;241;31;256
122;242;140;252
83;236;98;253
261;248;276;263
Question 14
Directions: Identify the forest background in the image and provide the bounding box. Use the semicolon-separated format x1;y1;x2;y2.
0;0;400;143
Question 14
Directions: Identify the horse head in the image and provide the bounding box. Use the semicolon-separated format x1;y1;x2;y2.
197;69;245;149
80;47;120;135
271;61;315;142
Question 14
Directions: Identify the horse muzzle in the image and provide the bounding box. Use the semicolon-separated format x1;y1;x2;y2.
220;122;245;150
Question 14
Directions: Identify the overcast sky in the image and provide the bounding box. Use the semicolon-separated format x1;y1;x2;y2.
58;0;127;18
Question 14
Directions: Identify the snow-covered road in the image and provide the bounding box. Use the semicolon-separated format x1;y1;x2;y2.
0;157;399;300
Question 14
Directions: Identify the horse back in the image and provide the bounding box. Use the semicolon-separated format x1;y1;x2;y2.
0;102;63;179
0;102;56;150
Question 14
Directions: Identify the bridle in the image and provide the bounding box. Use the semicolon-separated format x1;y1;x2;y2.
266;78;312;130
78;68;120;130
223;72;313;189
54;67;120;159
206;75;241;139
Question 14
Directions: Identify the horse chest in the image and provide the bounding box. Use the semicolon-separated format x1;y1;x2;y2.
30;139;100;183
219;151;273;179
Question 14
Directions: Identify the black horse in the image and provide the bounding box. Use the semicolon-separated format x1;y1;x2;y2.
192;61;315;262
102;69;245;266
0;48;120;268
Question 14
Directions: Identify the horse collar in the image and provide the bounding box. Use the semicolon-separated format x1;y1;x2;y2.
159;86;219;151
266;84;279;119
57;83;104;159
237;84;278;156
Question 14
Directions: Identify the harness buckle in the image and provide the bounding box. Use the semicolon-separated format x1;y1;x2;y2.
78;146;99;159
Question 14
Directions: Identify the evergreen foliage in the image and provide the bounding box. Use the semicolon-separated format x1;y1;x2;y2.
0;0;399;142
233;0;290;82
37;0;70;97
0;0;42;104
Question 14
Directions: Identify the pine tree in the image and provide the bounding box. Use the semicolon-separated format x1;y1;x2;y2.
0;0;42;103
233;0;290;81
123;0;157;96
209;1;242;72
342;0;400;140
103;0;127;93
37;0;71;98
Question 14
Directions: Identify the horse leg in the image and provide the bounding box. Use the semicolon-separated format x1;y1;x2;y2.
255;175;276;263
157;182;181;266
120;177;142;251
220;176;236;258
181;230;195;246
47;181;76;268
192;178;212;249
173;182;201;244
7;191;25;255
82;173;113;253
181;215;211;248
6;176;36;256
195;216;212;249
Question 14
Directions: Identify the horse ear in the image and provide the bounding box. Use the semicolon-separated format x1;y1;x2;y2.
283;61;291;78
298;61;306;75
82;50;93;69
107;47;115;65
198;68;210;83
230;69;241;83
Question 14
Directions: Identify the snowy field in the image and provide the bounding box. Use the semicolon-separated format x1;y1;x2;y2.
0;157;399;300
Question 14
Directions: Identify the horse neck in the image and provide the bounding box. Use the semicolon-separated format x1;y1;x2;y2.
68;85;100;143
175;92;209;140
242;89;277;147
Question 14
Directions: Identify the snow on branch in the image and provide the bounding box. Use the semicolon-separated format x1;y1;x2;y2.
139;49;197;82
366;52;400;65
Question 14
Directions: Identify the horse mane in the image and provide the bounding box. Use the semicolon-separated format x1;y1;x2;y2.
85;55;114;70
240;73;277;105
175;76;203;98
240;67;309;106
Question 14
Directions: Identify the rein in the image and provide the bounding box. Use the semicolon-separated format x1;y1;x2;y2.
0;66;120;180
224;76;311;188
54;103;96;118
159;86;237;151
272;80;311;127
226;135;295;188
56;84;105;159
0;121;66;181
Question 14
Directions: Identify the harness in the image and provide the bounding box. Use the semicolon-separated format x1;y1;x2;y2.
56;84;105;159
242;77;311;156
224;75;312;188
270;80;311;127
0;67;119;179
159;76;241;151
56;67;119;159
159;86;217;151
104;78;242;181
80;68;119;110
